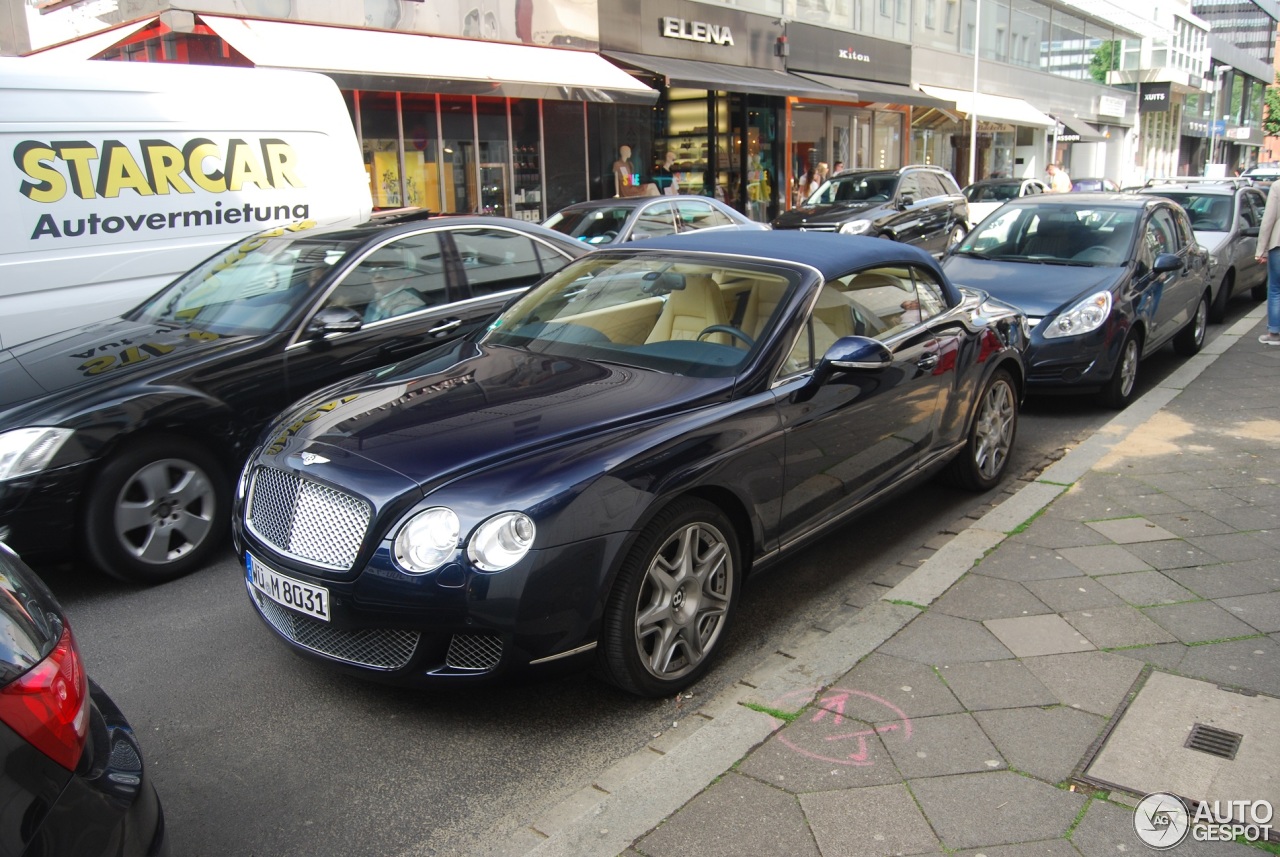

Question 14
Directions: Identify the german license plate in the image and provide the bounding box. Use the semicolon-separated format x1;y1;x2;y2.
246;552;330;622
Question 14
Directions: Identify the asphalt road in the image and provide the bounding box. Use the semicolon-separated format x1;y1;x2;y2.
36;299;1255;857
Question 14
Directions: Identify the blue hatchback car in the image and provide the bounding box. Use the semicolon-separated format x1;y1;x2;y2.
233;232;1026;697
943;193;1211;408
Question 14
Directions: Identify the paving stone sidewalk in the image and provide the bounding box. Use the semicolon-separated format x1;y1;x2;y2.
609;315;1280;857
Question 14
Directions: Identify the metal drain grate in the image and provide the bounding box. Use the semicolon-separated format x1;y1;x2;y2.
1184;724;1243;760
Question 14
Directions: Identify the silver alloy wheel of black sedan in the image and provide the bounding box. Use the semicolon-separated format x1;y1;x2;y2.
85;437;228;584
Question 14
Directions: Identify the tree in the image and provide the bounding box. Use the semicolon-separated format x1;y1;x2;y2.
1089;41;1119;84
1264;74;1280;138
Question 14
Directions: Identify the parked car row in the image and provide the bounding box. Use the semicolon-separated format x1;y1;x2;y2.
0;166;1253;701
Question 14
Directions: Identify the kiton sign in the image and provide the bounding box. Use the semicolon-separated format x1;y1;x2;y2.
838;47;871;63
661;16;735;46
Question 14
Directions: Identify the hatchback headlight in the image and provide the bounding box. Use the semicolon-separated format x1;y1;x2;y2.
1041;291;1113;339
467;512;536;572
839;220;871;235
394;507;460;574
0;428;73;481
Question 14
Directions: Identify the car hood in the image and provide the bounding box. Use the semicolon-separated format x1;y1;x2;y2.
259;342;732;491
773;201;878;228
942;256;1127;317
0;317;249;409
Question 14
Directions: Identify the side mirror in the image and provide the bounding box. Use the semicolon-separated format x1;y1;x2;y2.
1241;225;1260;238
306;306;363;337
822;336;893;373
1152;252;1183;274
897;193;915;209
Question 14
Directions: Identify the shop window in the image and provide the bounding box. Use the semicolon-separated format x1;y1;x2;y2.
400;93;441;211
361;91;404;209
440;95;475;214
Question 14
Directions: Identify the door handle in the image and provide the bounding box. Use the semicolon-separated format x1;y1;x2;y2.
428;318;464;336
917;353;939;371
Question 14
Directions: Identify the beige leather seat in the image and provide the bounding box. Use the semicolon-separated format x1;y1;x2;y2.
646;275;731;345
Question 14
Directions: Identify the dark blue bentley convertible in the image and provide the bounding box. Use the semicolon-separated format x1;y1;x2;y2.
233;232;1027;696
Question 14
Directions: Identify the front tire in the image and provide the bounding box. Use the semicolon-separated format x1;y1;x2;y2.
597;498;741;697
943;369;1017;491
1098;329;1141;410
1173;291;1209;357
84;436;228;584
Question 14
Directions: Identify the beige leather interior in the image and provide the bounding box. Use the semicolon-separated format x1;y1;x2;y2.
646;275;731;345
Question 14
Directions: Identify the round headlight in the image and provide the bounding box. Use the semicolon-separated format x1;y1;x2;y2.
394;507;460;574
467;512;536;572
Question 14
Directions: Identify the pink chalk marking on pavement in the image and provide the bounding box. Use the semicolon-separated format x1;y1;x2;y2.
768;687;914;767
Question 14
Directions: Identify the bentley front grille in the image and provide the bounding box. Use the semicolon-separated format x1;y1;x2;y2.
247;466;371;570
252;588;419;670
445;633;504;671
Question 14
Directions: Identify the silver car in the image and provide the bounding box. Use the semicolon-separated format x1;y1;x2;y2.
1139;178;1268;322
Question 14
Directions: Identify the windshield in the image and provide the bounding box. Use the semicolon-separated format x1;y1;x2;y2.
957;203;1138;266
543;206;632;245
805;173;897;206
1147;192;1232;232
481;254;802;378
964;182;1022;203
133;230;353;334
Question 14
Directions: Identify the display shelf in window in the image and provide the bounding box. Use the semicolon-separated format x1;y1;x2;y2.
512;144;543;222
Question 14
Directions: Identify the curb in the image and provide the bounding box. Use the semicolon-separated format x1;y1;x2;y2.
502;306;1267;857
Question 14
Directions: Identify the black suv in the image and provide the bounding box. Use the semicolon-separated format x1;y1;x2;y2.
773;164;969;256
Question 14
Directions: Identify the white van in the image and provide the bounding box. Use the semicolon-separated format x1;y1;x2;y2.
0;59;372;349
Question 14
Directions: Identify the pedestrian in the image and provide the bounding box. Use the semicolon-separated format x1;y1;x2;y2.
1254;177;1280;345
1046;162;1072;193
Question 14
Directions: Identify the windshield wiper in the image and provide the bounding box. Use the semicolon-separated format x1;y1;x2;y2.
1035;259;1095;267
952;248;989;259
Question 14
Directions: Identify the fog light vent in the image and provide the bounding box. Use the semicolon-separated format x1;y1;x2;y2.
1184;724;1243;760
446;634;503;671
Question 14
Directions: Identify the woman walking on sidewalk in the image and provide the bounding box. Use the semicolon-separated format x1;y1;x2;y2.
1255;177;1280;344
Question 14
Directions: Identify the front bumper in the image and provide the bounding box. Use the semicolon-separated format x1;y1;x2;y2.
1022;320;1125;392
239;531;630;687
0;459;92;561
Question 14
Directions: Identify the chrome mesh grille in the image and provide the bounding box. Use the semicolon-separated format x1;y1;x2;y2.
795;225;837;232
446;634;504;671
247;467;371;570
251;587;418;670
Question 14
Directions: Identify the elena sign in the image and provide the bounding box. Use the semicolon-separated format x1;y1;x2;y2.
660;16;734;46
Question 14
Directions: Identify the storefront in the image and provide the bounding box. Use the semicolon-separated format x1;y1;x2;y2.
30;11;657;220
782;23;944;200
596;0;856;222
911;85;1056;186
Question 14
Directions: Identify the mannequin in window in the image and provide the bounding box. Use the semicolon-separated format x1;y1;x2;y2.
653;151;680;196
614;145;637;197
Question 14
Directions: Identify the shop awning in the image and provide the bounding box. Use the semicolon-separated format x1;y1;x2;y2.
1053;114;1107;143
791;72;952;109
198;15;656;104
24;18;155;60
917;85;1056;128
604;51;857;101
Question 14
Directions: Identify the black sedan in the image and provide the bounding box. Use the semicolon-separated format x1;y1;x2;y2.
543;196;767;246
0;542;166;855
233;231;1027;697
943;193;1211;409
0;214;587;584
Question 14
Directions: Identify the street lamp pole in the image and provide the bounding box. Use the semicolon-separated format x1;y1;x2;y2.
1207;64;1232;173
968;0;981;185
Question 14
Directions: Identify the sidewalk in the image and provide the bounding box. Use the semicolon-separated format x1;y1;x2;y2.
506;308;1280;857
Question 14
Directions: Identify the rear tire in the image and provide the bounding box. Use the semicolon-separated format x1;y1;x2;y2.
84;436;228;584
1173;291;1208;357
1098;330;1141;410
943;369;1017;491
946;223;967;252
597;498;741;697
